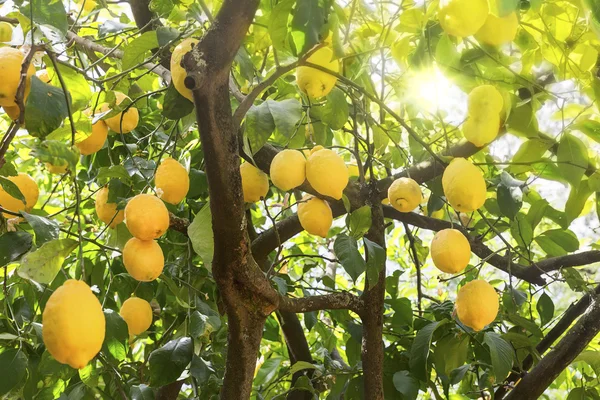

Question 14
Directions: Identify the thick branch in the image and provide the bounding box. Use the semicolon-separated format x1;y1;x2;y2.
279;292;361;313
522;250;600;281
503;294;600;400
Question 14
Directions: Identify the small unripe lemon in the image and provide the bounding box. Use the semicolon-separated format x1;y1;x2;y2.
42;280;105;369
123;238;165;281
124;194;170;240
120;297;153;335
456;280;499;331
430;229;471;274
0;22;13;42
387;177;423;212
296;47;339;98
475;12;519;47
45;161;68;174
0;173;39;217
76;118;109;155
240;162;269;203
171;38;199;101
462;113;501;147
438;0;489;38
270;149;306;191
95;186;124;228
467;85;504;116
442;158;487;213
306;149;348;200
297;195;333;238
155;157;189;204
99;92;139;133
0;47;35;108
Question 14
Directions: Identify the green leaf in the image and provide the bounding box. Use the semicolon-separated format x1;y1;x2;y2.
364;237;385;289
291;0;325;55
22;0;68;36
156;27;179;47
0;232;32;267
572;120;600;143
255;357;283;386
565;179;594;224
190;355;216;385
46;59;92;111
506;101;539;138
0;162;17;177
557;133;589;187
148;337;194;387
392;371;419;400
434;334;470;376
409;320;447;381
25;77;70;139
333;234;365;282
269;0;295;52
0;349;27;396
288;361;317;376
483;332;514;381
190;310;221;338
122;31;159;70
21;212;59;246
245;102;275;153
97;165;132;185
535;229;579;257
130;384;155;400
537;292;554;326
162;84;194;120
509;138;553;174
510;214;533;248
346;205;371;239
321;88;349;130
30;140;79;172
102;309;129;362
574;350;600;376
497;184;522;220
17;238;78;284
266;99;302;138
561;267;587;292
491;0;520;16
0;176;24;202
188;203;214;266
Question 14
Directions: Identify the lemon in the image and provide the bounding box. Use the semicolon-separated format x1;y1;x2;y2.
430;228;471;274
309;145;324;156
42;280;105;369
0;47;35;107
120;297;153;336
155;157;189;204
456;279;499;331
438;0;489;38
467;85;504;116
240;162;269;202
306;149;348;200
462;113;501;147
4;105;20;121
171;38;199;102
476;12;519;47
0;173;39;217
0;22;13;42
122;238;165;282
442;158;487;213
297;195;333;237
296;47;339;98
45;162;68;174
347;163;360;178
36;69;52;84
270;149;306;191
76;118;108;156
95;186;124;228
387;177;423;212
99;92;139;133
124;194;169;240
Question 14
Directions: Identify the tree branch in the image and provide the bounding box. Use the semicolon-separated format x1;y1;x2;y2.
279;292;361;313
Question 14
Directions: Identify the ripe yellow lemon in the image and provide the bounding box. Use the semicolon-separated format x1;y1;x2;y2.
95;186;124;228
462;113;501;147
171;38;199;102
155;157;189;204
296;47;339;98
347;163;360;178
4;105;20;121
99;92;139;133
387;177;423;212
45;162;68;174
306;149;348;200
124;194;170;240
120;297;153;336
123;238;165;282
297;195;333;238
430;228;471;274
76;118;109;155
0;173;39;217
78;0;97;12
456;280;499;331
42;280;105;369
476;12;519;47
240;162;269;202
442;158;487;213
270;149;306;191
438;0;489;38
467;85;504;116
0;22;13;42
0;47;35;107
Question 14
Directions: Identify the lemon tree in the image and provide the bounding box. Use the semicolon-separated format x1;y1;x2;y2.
3;1;600;399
